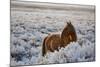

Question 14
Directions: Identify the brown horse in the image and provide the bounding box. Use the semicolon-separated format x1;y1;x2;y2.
42;21;77;56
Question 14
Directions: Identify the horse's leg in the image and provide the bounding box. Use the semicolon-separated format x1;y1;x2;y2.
55;45;59;51
56;47;59;51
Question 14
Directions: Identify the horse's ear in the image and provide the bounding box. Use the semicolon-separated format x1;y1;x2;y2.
67;22;69;24
66;20;71;25
66;21;69;25
69;20;71;24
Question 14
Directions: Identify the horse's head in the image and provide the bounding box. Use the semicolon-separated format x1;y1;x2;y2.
61;20;76;38
64;21;74;32
61;20;77;44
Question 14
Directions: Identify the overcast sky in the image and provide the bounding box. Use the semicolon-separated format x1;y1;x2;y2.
15;0;95;5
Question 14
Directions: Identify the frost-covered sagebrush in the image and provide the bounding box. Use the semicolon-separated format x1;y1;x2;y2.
10;3;95;66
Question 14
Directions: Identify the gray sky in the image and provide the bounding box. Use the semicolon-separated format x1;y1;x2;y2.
12;0;95;5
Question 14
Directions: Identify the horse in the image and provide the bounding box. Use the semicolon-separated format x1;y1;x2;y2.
42;21;77;56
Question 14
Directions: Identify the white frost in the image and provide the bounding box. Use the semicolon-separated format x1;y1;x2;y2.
10;3;95;66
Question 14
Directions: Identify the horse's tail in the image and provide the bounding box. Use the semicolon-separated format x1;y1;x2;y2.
42;36;48;56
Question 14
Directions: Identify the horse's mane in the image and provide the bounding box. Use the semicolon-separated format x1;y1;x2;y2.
61;21;77;44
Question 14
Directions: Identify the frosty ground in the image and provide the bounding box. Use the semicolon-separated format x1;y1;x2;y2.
10;1;95;66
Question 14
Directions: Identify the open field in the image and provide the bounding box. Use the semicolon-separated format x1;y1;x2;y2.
10;1;95;66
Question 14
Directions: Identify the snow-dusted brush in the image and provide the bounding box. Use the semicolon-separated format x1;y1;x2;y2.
42;21;77;56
